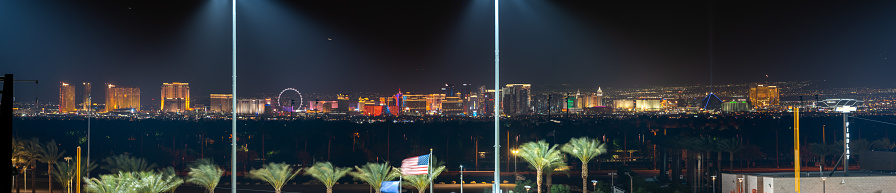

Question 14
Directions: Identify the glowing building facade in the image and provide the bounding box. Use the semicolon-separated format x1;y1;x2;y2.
501;84;531;115
721;101;750;112
442;96;464;115
426;94;445;114
749;85;779;108
236;98;266;115
161;82;190;113
402;94;427;115
210;94;233;113
81;82;92;111
614;99;635;111
58;82;76;113
105;84;141;112
635;99;663;111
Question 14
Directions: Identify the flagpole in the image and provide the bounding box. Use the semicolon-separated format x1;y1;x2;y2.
429;149;434;193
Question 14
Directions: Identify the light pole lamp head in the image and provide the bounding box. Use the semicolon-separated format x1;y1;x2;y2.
737;178;744;182
524;186;531;191
591;180;597;185
821;177;826;181
711;175;717;180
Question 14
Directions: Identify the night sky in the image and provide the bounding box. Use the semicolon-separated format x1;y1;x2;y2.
2;0;895;104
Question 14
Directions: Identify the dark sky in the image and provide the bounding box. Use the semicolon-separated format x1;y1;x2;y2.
2;0;895;104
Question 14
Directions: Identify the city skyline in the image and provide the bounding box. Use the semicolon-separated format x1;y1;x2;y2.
3;0;895;104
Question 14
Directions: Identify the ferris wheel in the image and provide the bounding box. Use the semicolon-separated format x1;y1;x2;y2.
278;88;304;111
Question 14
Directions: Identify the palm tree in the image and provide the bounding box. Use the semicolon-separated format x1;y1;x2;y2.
402;165;446;193
560;137;607;193
159;167;182;193
102;154;157;173
871;138;895;150
186;159;223;193
84;172;141;193
717;138;744;173
518;140;564;193
85;171;182;193
809;143;837;168
349;162;401;193
136;171;184;193
52;158;97;193
248;162;302;193
24;138;43;193
541;161;567;193
12;138;33;193
304;162;352;193
40;139;66;193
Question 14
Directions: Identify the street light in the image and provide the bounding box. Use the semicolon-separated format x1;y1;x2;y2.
591;180;597;193
711;175;716;193
512;149;519;175
737;178;744;193
608;172;617;193
821;177;826;193
460;165;464;193
524;185;531;193
625;172;632;193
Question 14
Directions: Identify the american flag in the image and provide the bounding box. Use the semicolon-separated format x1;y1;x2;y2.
401;154;430;175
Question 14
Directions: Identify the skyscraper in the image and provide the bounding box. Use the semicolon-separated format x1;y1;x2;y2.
210;94;233;113
595;87;604;106
58;82;76;113
105;84;141;112
81;82;93;112
441;84;456;97
749;85;779;108
501;84;531;115
161;82;191;113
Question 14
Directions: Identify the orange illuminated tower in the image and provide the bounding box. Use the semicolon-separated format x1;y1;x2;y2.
161;82;191;113
749;85;779;108
81;82;92;111
105;84;141;112
58;82;76;113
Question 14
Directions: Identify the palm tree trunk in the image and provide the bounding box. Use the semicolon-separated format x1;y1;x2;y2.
32;163;37;193
671;149;681;185
581;164;588;193
729;152;734;173
15;173;20;193
536;168;543;193
275;188;281;193
327;187;333;193
546;171;552;193
717;151;722;174
48;164;54;193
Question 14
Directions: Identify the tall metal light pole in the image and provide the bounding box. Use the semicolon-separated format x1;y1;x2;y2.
493;0;501;192
231;0;238;193
608;172;616;193
460;165;464;193
86;96;90;178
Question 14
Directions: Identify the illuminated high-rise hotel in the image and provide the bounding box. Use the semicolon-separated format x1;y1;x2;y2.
81;82;92;111
210;94;233;113
161;82;190;113
58;82;76;113
749;85;779;108
501;84;531;115
595;87;604;106
105;84;141;112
